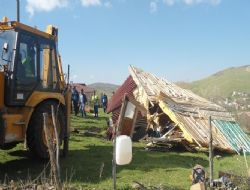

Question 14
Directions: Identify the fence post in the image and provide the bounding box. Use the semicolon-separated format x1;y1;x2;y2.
113;95;129;190
43;112;61;190
209;116;214;188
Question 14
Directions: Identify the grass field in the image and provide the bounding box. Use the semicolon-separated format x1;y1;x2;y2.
0;110;250;189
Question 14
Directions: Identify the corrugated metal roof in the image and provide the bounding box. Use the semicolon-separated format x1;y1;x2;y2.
212;120;250;153
107;75;137;113
111;108;121;126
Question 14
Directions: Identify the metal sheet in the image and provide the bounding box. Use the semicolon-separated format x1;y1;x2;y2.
107;75;137;113
213;120;250;153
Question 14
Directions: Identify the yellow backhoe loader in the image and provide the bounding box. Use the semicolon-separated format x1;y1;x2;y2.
0;16;71;159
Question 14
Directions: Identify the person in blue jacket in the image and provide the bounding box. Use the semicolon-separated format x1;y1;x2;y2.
72;86;80;116
102;93;108;113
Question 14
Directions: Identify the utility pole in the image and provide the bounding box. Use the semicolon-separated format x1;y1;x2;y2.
16;0;20;22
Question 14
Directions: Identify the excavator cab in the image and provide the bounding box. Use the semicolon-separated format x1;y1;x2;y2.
2;25;61;106
0;17;70;159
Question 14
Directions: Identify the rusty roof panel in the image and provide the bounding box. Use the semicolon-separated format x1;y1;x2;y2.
107;75;137;113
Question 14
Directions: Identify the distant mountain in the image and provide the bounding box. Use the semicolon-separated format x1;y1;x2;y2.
177;65;250;133
178;65;250;99
88;83;119;97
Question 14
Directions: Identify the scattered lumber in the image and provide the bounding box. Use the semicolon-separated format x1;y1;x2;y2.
108;66;250;153
218;171;250;187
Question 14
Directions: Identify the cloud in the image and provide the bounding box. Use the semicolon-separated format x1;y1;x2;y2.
163;0;222;6
25;0;110;16
150;1;158;13
80;0;102;7
210;0;221;5
183;0;195;5
26;0;68;16
163;0;175;6
104;1;112;8
25;0;221;16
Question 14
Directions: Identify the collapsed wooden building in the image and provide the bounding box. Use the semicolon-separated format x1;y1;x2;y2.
107;65;250;153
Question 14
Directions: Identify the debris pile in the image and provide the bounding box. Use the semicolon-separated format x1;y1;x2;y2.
107;66;250;153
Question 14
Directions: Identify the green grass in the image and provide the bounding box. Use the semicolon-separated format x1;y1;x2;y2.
71;112;109;131
0;110;250;189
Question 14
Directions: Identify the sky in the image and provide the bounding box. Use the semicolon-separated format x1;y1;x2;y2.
0;0;249;85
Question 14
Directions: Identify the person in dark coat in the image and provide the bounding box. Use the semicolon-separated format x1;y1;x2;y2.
101;93;108;113
72;86;79;116
80;89;87;117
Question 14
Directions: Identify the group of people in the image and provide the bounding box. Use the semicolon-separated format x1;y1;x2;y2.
72;87;88;117
71;86;108;118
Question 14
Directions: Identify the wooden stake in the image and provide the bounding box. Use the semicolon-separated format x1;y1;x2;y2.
51;105;61;181
209;116;214;188
51;105;62;184
43;112;61;190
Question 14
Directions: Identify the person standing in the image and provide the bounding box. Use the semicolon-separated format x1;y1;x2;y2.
91;91;99;117
80;89;87;117
70;86;73;114
101;93;108;113
72;86;80;116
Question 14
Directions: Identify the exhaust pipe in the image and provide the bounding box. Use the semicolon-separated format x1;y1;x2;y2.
16;0;20;22
67;64;70;85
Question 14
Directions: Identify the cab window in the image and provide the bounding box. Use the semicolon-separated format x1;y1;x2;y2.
40;43;58;90
16;34;37;80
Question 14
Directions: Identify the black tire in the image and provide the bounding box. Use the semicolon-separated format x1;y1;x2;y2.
27;100;66;159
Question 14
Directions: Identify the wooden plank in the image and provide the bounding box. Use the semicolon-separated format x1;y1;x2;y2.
158;100;194;143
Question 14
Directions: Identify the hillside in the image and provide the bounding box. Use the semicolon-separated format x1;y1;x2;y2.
177;65;250;133
88;82;119;97
184;65;250;99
